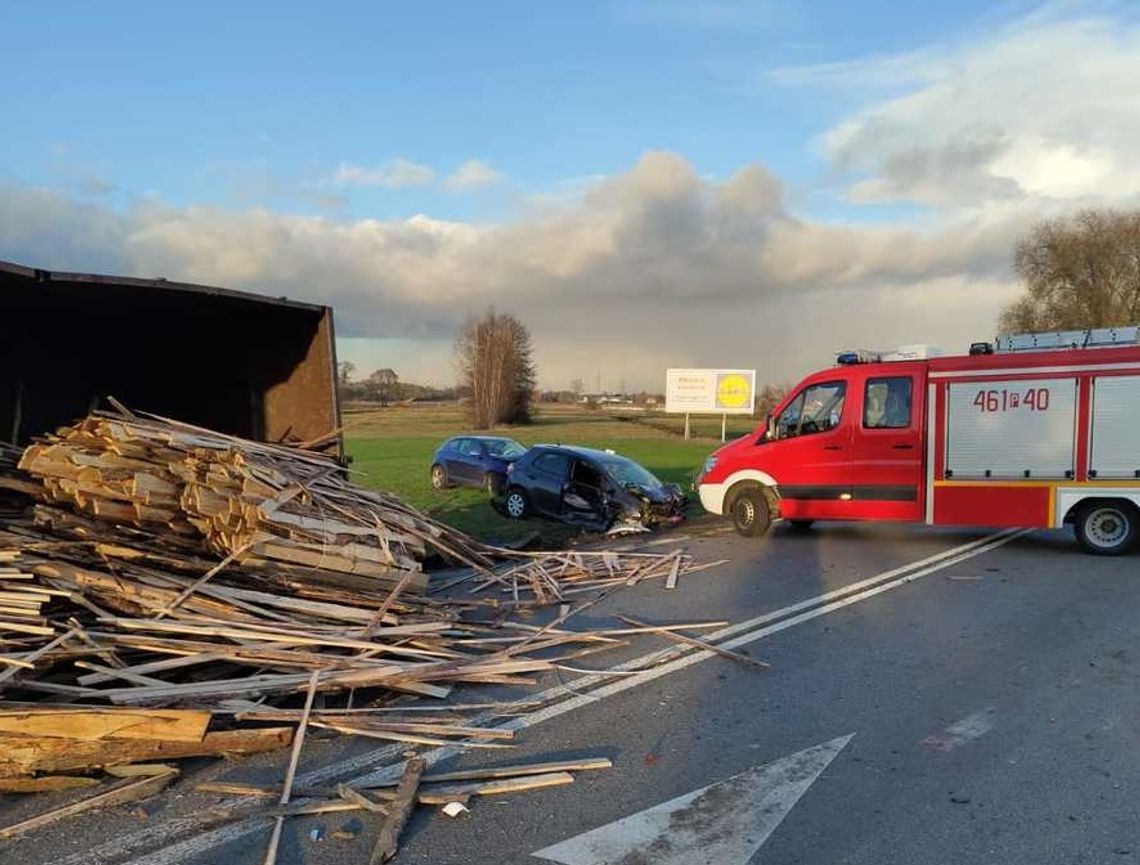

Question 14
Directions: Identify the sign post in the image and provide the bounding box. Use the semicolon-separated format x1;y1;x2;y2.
666;369;756;439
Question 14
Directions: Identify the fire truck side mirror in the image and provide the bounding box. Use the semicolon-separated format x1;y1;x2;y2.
767;415;777;441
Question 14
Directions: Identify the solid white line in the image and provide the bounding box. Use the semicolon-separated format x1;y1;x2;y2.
68;529;1023;865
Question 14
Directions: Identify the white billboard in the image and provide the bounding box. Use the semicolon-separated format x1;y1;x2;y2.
665;368;756;415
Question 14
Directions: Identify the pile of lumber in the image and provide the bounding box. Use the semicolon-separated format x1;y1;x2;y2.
18;412;497;585
0;410;714;798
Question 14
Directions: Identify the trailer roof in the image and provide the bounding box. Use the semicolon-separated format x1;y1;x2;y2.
0;258;329;316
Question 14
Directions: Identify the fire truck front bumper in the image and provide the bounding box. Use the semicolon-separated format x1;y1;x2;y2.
696;480;727;515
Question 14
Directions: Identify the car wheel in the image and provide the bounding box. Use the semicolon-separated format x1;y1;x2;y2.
731;488;771;537
504;487;530;520
1075;501;1137;555
430;464;448;490
789;519;815;531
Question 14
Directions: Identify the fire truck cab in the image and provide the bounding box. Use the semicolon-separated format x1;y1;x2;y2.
695;328;1140;554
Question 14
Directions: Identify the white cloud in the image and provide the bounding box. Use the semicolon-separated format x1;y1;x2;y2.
443;159;505;191
784;13;1140;207
0;150;1034;389
332;158;435;188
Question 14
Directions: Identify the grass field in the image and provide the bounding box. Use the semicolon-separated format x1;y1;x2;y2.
345;402;757;540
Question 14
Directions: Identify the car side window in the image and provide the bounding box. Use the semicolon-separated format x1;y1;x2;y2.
571;459;603;489
533;453;571;480
457;439;482;456
775;382;846;439
864;377;913;429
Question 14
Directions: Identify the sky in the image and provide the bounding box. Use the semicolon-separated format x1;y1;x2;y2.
2;0;1139;391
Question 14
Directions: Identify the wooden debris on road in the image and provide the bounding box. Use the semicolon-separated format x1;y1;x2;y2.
196;754;610;861
371;756;426;864
0;763;177;840
0;406;704;864
617;615;770;670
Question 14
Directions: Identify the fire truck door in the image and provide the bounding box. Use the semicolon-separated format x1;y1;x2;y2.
766;378;853;520
848;370;924;521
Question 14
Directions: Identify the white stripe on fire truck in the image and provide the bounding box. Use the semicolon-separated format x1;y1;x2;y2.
929;361;1140;380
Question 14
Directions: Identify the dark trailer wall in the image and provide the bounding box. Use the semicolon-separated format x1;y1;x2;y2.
0;260;342;455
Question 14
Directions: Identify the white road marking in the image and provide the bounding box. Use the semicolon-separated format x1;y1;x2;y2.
59;529;1025;865
922;709;995;751
532;734;854;865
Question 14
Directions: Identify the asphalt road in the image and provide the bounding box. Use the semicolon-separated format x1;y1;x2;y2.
5;521;1139;865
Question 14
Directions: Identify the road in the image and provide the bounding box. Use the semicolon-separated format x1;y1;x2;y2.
5;521;1139;865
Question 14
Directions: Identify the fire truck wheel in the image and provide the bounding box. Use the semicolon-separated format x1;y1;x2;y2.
1075;501;1137;555
731;488;771;537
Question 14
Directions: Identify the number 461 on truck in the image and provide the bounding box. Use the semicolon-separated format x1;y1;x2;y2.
695;327;1140;554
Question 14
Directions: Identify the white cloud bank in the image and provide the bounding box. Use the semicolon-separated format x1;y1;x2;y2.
782;12;1140;207
443;159;505;191
0;152;1026;388
332;158;436;189
3;10;1138;390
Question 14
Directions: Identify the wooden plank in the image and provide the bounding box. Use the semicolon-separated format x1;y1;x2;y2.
416;771;575;805
370;757;612;787
0;626;75;687
0;775;102;794
0;766;177;840
0;726;293;778
618;615;770;670
336;783;389;814
0;707;210;742
371;757;425;864
263;671;319;865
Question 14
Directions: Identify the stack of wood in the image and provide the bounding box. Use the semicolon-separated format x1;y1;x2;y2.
0;415;742;861
0;410;716;803
19;412;497;587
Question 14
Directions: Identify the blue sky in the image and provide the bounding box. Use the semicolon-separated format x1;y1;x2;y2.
3;0;1032;222
2;1;1137;389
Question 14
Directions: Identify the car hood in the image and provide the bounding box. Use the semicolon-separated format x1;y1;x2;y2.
621;481;684;504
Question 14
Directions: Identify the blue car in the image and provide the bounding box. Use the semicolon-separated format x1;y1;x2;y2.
430;436;528;493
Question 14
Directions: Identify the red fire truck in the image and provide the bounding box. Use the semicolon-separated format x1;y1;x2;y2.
695;328;1140;554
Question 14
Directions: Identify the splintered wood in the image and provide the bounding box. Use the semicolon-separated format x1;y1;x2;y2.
17;413;503;588
0;409;714;808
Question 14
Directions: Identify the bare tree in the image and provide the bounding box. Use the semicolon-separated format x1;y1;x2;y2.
754;382;792;420
455;310;537;428
367;368;399;406
337;361;356;385
999;209;1140;334
569;378;585;398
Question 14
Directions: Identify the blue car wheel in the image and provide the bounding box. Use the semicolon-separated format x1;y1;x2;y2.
430;464;448;489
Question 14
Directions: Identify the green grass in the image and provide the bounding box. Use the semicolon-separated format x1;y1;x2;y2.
345;402;752;541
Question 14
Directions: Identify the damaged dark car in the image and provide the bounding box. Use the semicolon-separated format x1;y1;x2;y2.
496;444;686;531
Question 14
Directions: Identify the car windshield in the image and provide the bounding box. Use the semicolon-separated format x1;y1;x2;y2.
597;455;661;488
484;439;526;458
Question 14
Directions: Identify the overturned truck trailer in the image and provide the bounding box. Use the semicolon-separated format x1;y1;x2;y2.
0;259;342;455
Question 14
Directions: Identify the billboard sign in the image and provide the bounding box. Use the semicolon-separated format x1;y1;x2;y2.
665;368;756;415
